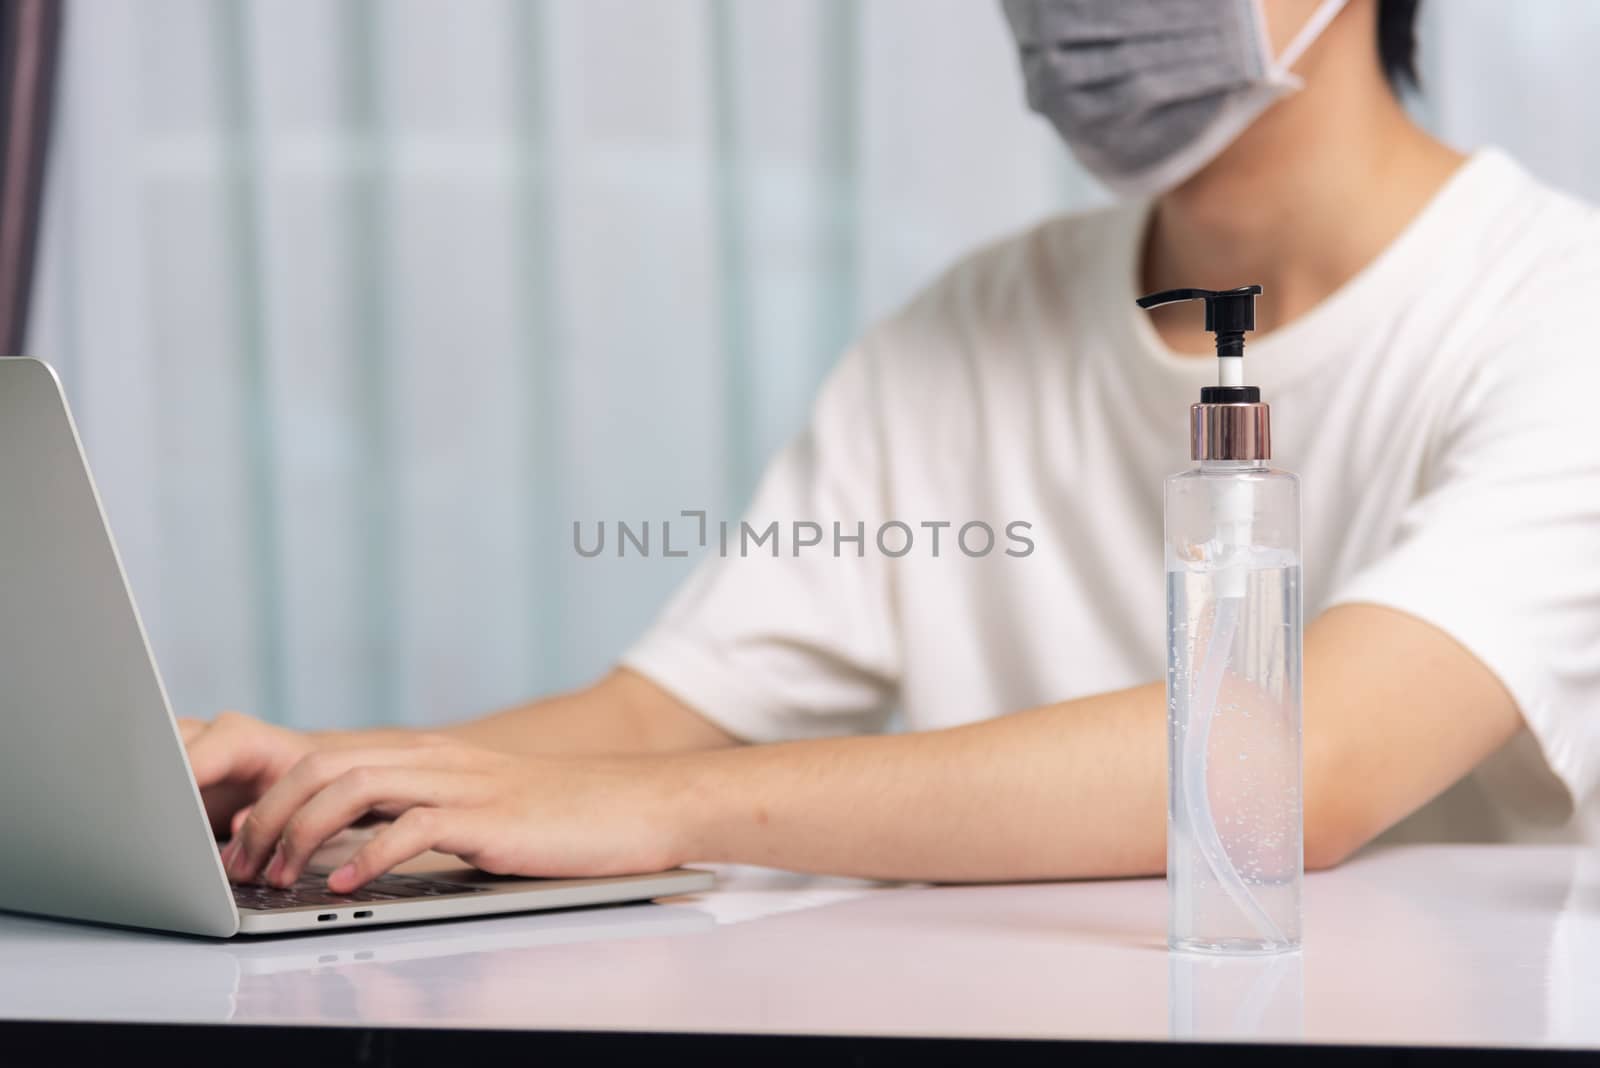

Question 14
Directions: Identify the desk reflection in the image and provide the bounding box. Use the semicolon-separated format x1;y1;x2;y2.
0;901;716;1025
1170;952;1302;1040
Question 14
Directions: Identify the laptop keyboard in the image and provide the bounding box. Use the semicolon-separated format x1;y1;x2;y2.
231;873;488;911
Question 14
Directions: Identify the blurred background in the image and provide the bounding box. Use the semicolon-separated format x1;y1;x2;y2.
20;0;1600;728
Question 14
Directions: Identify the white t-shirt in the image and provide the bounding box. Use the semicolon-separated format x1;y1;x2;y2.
624;148;1600;845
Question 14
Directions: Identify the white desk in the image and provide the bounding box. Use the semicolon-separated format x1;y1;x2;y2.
1;844;1596;1053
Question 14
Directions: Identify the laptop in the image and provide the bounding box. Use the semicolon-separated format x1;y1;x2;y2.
0;358;714;936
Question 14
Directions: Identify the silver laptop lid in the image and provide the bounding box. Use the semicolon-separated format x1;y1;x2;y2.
0;358;237;936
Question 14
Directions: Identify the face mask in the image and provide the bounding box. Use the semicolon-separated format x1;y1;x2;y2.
1002;0;1349;199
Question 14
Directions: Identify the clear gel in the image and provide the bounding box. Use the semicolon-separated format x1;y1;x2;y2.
1165;462;1303;954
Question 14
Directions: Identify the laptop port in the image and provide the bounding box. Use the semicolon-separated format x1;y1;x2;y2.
354;910;373;919
317;913;336;922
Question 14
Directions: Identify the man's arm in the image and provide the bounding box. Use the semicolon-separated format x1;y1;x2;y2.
437;668;741;756
673;603;1523;880
229;602;1523;888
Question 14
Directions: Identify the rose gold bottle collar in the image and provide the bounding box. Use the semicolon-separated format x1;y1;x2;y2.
1191;402;1270;462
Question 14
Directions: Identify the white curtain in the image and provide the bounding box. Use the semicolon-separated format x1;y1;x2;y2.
1418;0;1600;194
27;0;1600;729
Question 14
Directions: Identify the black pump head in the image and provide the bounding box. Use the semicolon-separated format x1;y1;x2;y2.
1136;285;1264;404
1134;285;1263;359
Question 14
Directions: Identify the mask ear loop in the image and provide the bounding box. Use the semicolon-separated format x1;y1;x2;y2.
1278;0;1351;72
1250;0;1351;87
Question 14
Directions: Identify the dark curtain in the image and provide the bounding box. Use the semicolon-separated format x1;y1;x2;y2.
0;0;59;357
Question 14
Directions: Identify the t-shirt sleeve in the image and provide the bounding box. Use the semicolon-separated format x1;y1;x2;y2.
620;340;900;743
1325;320;1600;806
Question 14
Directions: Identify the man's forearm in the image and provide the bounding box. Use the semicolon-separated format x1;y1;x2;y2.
440;668;740;757
662;604;1523;883
313;669;740;759
673;683;1169;882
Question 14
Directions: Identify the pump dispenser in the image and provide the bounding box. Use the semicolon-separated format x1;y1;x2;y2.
1139;284;1303;955
1136;285;1270;463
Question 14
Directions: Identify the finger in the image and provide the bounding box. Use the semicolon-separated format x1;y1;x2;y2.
269;767;484;886
327;808;491;894
219;805;255;869
230;746;478;880
177;718;207;744
186;712;266;790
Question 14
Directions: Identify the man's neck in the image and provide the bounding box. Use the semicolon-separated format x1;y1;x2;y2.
1140;79;1465;354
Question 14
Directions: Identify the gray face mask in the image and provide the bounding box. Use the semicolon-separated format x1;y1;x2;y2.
1001;0;1347;198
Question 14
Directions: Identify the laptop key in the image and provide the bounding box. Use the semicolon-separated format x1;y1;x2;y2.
231;872;487;911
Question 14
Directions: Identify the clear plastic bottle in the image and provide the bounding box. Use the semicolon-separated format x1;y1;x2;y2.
1136;284;1303;956
1165;460;1302;954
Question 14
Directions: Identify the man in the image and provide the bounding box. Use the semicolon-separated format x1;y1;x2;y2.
187;0;1600;893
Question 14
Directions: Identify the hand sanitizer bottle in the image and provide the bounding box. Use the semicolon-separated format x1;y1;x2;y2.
1137;285;1302;955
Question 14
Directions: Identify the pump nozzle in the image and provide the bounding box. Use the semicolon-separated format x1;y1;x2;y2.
1135;285;1262;359
1136;284;1263;401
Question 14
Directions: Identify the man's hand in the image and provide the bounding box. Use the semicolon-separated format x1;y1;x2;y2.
180;670;734;860
220;736;688;893
180;711;321;839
